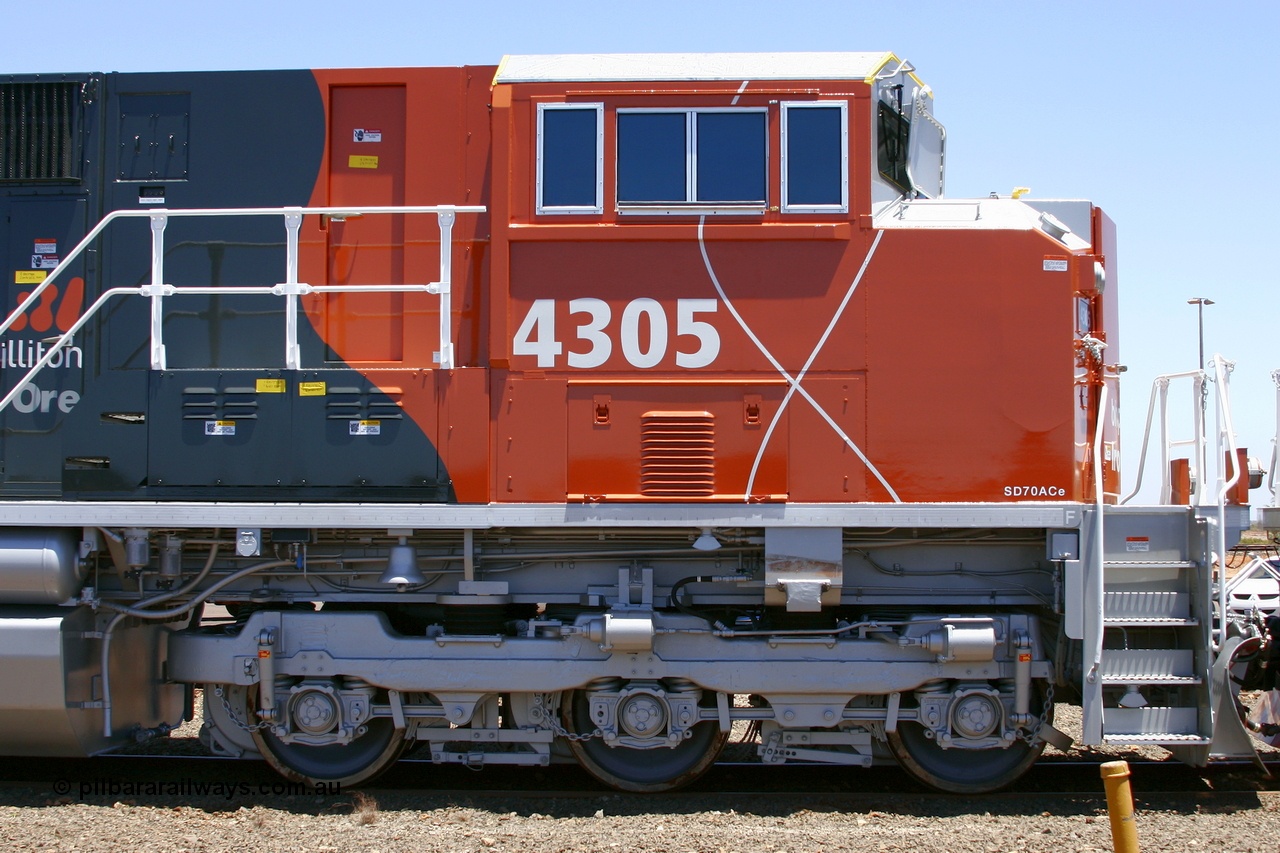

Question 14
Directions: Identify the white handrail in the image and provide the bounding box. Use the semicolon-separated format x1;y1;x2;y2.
1085;379;1110;692
0;286;141;413
0;205;485;412
1211;355;1240;646
1119;368;1212;505
1271;369;1279;507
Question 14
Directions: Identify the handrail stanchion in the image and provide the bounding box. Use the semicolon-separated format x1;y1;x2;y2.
282;210;304;371
434;208;456;370
1192;370;1207;505
147;213;169;370
1157;378;1171;503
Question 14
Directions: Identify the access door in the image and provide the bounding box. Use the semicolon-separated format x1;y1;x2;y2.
324;85;424;365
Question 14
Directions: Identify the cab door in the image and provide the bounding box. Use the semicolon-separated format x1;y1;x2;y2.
323;85;417;365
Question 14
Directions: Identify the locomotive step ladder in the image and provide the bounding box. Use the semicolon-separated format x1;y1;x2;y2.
1094;510;1214;747
1080;359;1263;767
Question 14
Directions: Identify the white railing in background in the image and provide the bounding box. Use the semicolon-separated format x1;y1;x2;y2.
1210;357;1242;646
0;205;484;414
1271;369;1279;508
1118;357;1241;646
1121;368;1210;506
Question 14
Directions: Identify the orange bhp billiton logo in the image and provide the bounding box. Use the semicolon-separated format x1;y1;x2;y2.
258;650;272;658
10;277;84;333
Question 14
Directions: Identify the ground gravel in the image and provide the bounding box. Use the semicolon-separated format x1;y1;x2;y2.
1;790;1277;853
2;695;1277;853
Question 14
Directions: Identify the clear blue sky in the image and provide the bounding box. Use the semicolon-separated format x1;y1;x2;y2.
12;0;1280;507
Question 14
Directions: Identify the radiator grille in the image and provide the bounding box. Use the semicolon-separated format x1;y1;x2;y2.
640;412;715;497
1;82;80;181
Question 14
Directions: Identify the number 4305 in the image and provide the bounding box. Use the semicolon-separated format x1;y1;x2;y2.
512;298;720;369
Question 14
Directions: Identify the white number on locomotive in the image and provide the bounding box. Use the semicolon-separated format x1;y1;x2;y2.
513;298;720;368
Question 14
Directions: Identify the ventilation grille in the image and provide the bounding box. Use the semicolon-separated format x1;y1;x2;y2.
640;412;715;497
325;386;404;420
1;82;81;182
181;386;259;420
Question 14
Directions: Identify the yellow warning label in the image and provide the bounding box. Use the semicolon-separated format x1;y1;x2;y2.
256;378;286;394
299;381;327;397
348;155;379;169
14;270;46;284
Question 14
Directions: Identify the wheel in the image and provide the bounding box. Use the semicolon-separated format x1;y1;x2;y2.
250;683;410;788
563;688;727;793
886;689;1047;794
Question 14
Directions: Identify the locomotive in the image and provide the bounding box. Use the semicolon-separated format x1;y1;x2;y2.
0;51;1268;793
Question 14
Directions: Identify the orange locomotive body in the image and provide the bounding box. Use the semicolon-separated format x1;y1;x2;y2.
301;54;1118;506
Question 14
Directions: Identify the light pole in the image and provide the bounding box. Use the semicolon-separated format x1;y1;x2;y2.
1187;297;1214;371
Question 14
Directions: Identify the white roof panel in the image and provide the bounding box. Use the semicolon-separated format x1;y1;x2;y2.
495;52;896;84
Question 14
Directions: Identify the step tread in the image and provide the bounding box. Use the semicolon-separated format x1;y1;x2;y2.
1103;617;1200;626
1099;676;1202;685
1102;734;1211;744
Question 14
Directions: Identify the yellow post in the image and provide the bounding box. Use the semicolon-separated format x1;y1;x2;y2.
1099;760;1141;853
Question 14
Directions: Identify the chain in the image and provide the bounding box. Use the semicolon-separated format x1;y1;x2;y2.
1017;682;1055;746
540;707;603;743
214;685;274;733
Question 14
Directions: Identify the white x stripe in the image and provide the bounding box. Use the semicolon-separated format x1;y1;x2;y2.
697;218;901;502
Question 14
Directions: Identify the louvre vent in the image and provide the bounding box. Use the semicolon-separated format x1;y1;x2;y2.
1;82;81;182
640;411;715;497
325;386;404;420
181;386;259;420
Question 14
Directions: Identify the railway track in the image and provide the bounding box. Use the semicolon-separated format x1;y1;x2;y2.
3;751;1276;799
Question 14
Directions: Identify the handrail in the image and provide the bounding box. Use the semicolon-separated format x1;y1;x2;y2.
1271;369;1279;507
1211;355;1240;646
1;286;140;413
1119;368;1212;506
0;205;485;414
1085;379;1110;691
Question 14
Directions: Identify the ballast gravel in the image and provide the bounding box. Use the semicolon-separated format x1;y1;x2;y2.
1;790;1277;853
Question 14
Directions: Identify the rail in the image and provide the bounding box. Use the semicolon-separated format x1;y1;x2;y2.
1120;360;1241;510
0;204;485;415
1271;369;1279;507
1210;357;1242;646
1120;368;1210;505
1085;378;1111;693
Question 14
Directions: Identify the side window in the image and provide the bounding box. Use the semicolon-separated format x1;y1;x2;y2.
876;100;911;195
617;109;766;207
617;112;686;203
781;102;847;213
537;104;603;214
